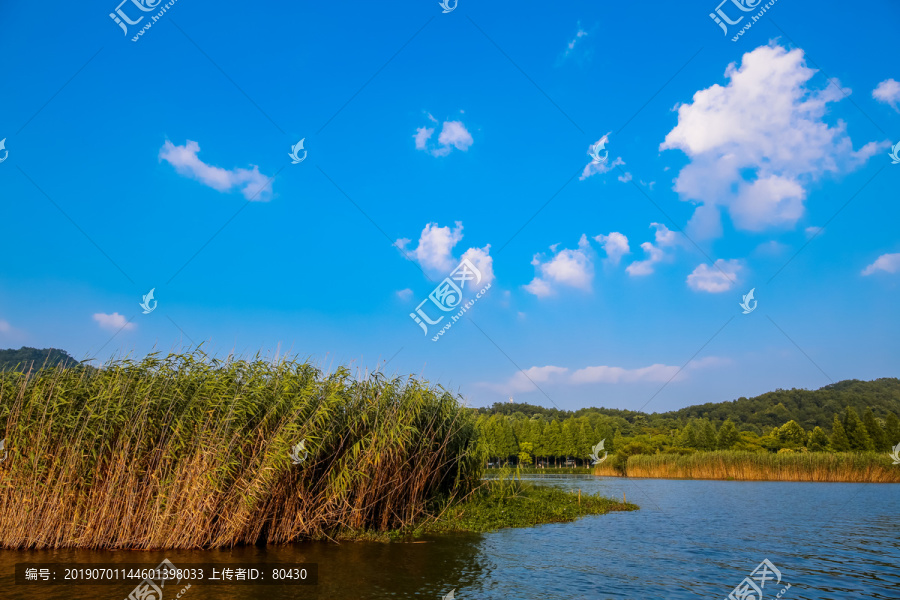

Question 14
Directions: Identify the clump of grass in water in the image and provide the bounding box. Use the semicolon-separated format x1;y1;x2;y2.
420;467;637;534
0;350;483;549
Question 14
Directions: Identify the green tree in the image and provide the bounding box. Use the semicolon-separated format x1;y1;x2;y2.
807;426;829;452
885;412;900;448
843;407;874;451
862;408;887;451
676;421;698;448
716;419;740;449
830;415;851;452
776;420;807;448
700;420;717;450
544;420;563;465
517;442;533;466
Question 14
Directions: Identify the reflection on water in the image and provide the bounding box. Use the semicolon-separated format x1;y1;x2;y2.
1;476;898;599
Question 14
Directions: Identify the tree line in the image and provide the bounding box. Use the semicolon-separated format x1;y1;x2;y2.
476;405;900;466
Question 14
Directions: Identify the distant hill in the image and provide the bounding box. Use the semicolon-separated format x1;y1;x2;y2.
479;378;900;432
0;347;81;372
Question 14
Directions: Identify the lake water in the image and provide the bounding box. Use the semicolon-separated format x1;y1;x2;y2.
1;475;898;599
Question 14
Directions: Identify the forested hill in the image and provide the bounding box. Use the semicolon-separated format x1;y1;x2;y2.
479;378;900;433
0;347;81;371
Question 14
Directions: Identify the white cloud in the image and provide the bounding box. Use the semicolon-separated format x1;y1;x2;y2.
805;226;824;239
660;43;882;239
461;245;494;287
396;288;413;301
618;172;633;183
415;118;473;157
873;78;900;111
686;259;742;293
524;235;593;297
396;222;464;272
0;319;11;334
159;140;272;201
413;127;434;150
570;364;679;384
481;356;729;394
93;312;135;332
397;222;494;285
593;232;630;266
862;253;900;276
625;223;676;276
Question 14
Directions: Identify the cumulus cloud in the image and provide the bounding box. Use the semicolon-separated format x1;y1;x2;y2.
396;222;494;285
661;43;882;239
873;78;900;111
93;312;135;332
413;127;433;150
687;259;742;293
524;235;593;297
570;364;679;384
593;232;630;266
414;118;473;157
625;223;677;276
862;253;900;276
480;357;728;394
396;288;413;301
159;140;272;201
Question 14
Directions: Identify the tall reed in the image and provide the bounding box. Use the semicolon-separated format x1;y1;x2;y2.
618;451;900;482
0;351;482;549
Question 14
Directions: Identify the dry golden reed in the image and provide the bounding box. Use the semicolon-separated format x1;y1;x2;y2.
0;351;482;549
594;451;900;482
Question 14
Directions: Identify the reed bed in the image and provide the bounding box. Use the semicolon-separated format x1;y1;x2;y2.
618;451;900;482
0;351;482;549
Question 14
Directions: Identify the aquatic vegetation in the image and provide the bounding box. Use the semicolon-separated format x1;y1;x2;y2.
422;471;636;534
0;351;482;549
607;451;900;482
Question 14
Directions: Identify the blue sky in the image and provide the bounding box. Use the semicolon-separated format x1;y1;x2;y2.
1;0;898;412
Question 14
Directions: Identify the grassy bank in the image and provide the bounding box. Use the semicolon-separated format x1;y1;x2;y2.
421;475;637;534
592;451;900;482
0;352;482;549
